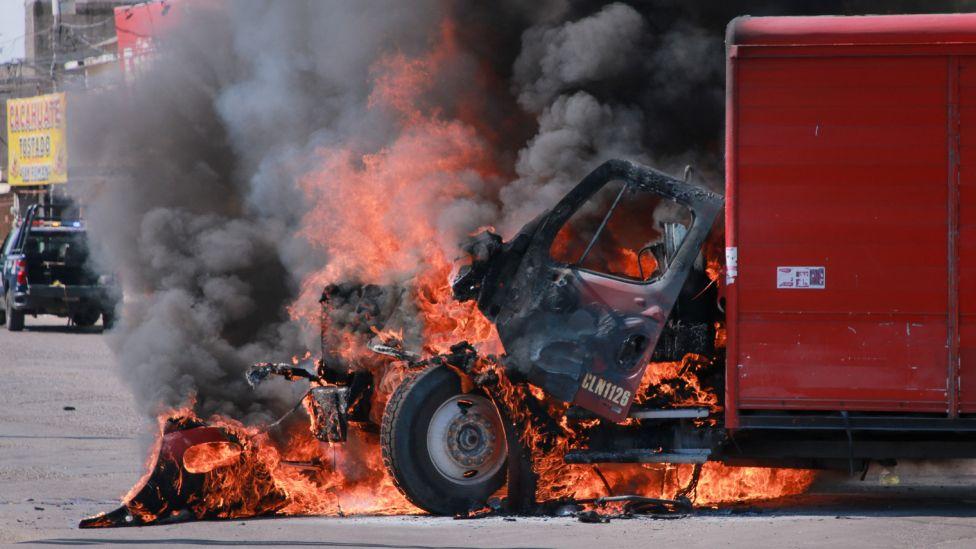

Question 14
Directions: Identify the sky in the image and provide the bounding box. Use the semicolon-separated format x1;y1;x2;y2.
0;0;26;63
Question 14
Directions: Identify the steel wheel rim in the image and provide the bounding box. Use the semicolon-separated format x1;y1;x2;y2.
426;393;507;485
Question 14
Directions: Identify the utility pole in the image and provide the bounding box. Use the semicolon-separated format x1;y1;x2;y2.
46;0;61;208
50;0;59;87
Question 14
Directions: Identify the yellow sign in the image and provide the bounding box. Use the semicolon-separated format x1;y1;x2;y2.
6;92;67;186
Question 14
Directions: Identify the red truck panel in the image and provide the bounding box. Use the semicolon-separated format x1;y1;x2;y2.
958;59;976;412
726;15;976;425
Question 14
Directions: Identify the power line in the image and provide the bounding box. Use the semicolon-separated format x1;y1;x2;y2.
0;26;54;50
0;15;115;53
59;17;114;30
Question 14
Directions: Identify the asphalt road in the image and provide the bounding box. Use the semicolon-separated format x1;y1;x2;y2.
4;316;976;548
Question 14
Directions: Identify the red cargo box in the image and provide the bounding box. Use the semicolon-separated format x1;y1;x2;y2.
725;14;976;428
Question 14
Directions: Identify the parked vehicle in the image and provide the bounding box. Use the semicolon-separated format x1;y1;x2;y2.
1;203;118;331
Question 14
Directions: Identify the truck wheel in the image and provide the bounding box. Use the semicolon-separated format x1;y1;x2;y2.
102;310;116;329
381;366;507;515
6;296;24;332
71;310;100;328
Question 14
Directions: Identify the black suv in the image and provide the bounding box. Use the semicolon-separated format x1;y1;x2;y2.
0;203;119;331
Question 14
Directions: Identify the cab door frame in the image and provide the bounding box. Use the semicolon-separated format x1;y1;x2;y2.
484;160;724;421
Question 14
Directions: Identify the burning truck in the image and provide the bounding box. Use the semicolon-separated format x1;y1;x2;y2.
83;13;976;526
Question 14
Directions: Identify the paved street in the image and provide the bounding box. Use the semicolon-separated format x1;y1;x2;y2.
4;316;976;548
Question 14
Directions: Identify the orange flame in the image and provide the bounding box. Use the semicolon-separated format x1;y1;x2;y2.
183;441;243;474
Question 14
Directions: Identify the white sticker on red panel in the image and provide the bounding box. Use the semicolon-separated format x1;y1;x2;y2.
776;266;825;289
725;246;738;285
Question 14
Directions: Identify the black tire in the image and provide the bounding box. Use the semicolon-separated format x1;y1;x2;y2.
6;295;24;332
102;309;115;330
0;298;6;326
71;310;100;328
381;366;507;515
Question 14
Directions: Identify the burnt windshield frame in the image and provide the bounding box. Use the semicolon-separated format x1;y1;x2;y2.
531;160;721;290
558;184;695;285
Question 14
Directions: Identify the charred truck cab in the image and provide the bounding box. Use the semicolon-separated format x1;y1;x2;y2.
453;159;723;423
382;158;727;514
236;158;731;517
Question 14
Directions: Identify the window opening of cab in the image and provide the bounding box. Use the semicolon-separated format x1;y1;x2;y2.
550;180;692;282
578;183;628;267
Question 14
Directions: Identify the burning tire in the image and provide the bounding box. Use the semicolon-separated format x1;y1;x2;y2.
381;365;507;515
